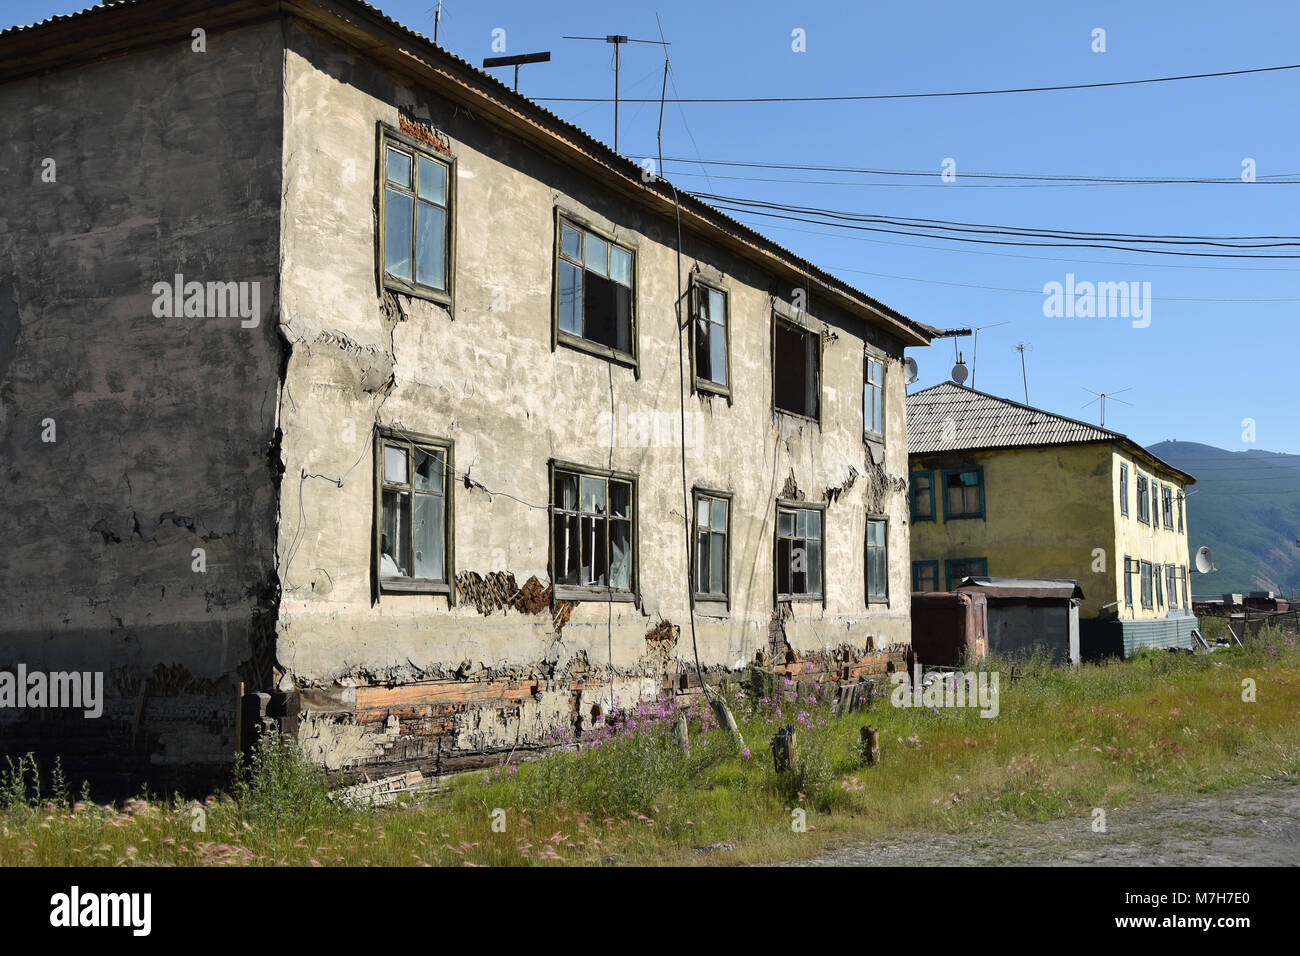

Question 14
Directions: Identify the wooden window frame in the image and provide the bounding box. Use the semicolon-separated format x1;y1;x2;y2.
375;123;456;307
771;313;822;423
1136;473;1150;524
690;277;731;401
548;458;639;604
909;469;935;522
1123;555;1134;606
865;515;889;605
774;498;827;605
691;487;732;607
374;426;455;599
552;209;639;372
1140;559;1154;609
940;467;986;521
944;557;988;591
1161;484;1174;530
1119;462;1129;517
1166;564;1179;610
863;352;885;442
912;560;939;592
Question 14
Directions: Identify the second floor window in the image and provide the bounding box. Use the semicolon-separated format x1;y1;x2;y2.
557;217;635;360
910;471;934;521
551;465;635;597
381;131;452;301
693;282;729;394
863;355;884;439
1119;462;1129;516
1136;474;1150;523
773;317;820;420
1161;485;1174;529
943;468;984;519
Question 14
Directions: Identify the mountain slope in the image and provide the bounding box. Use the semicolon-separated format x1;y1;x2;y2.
1147;441;1300;597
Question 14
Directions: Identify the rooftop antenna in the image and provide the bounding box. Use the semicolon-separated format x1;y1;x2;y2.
482;51;552;91
563;34;669;153
1014;342;1032;404
432;1;442;44
968;321;1009;389
1080;386;1134;427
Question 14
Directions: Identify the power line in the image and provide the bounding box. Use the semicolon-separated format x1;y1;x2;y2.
641;168;1300;190
535;61;1300;104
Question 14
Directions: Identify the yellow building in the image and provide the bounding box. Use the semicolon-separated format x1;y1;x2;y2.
906;383;1198;656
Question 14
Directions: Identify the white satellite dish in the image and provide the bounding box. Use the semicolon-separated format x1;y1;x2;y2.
903;356;919;385
950;359;968;385
1193;546;1215;574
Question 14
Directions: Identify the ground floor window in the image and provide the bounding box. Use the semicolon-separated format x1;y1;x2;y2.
944;557;987;591
551;463;636;599
376;429;452;593
912;560;938;592
776;503;824;600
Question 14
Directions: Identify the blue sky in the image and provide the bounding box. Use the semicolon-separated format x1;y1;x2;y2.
10;0;1299;452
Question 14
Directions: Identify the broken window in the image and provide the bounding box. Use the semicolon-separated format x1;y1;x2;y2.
1136;473;1150;523
380;130;452;302
1123;555;1134;606
1161;484;1174;529
773;317;820;419
863;355;884;439
942;468;984;519
1140;560;1153;609
556;217;635;360
910;470;934;521
377;430;452;592
693;491;730;601
1119;462;1129;516
912;560;938;592
866;518;888;603
776;504;823;600
944;557;987;590
693;281;729;394
551;465;635;598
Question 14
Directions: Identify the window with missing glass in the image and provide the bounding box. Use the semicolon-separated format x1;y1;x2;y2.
551;464;635;599
376;429;453;594
942;467;984;519
556;216;636;361
910;470;935;521
866;518;888;603
379;128;453;302
863;355;884;440
776;503;823;600
693;490;730;602
773;317;820;420
692;280;729;396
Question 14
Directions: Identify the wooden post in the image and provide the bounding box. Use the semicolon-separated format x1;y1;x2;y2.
771;725;797;774
861;725;880;766
674;711;690;756
710;695;747;753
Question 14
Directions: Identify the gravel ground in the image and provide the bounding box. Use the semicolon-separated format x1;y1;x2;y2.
774;779;1300;866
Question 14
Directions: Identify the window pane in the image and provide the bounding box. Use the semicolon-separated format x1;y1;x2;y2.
415;200;446;289
695;317;712;382
580;476;606;514
708;322;727;386
806;509;821;541
806;540;822;595
610;481;631;518
796;510;807;538
778;510;795;536
708;289;726;327
558;259;582;334
560;222;582;261
776;538;792;594
554;472;578;511
384;188;414;280
417;156;447;205
580;515;607;585
709;532;725;594
554;513;579;584
609;245;632;286
413;447;443;492
381;489;410;577
610;520;631;589
413;492;444;580
383;445;408;484
696;527;710;588
386;146;412;186
696;498;710;529
711;499;726;532
584;233;609;277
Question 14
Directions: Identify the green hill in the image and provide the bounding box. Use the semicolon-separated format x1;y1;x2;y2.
1147;441;1300;598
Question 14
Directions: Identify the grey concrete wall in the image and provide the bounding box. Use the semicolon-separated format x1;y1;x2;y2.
275;22;915;777
0;22;284;788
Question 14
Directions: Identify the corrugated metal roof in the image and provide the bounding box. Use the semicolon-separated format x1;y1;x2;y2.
906;382;1196;483
0;0;942;345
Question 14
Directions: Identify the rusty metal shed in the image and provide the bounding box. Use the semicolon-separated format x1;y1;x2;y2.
955;577;1083;664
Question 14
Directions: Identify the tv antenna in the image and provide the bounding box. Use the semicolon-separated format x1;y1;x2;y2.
1081;386;1134;427
563;34;670;153
482;51;552;91
1013;342;1032;404
968;321;1009;389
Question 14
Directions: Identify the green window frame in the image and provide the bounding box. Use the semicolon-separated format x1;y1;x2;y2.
944;557;988;591
554;212;637;367
1119;462;1129;517
375;427;454;598
912;560;939;592
772;315;821;421
377;125;454;305
550;460;637;602
863;354;884;441
941;467;985;520
692;488;731;604
775;500;825;603
691;278;730;398
866;517;888;604
909;470;935;522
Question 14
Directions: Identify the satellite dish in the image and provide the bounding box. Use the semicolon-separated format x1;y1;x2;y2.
903;356;919;385
950;359;968;385
1193;546;1215;574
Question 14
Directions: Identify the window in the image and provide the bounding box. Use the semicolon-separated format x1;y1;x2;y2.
556;215;636;361
1119;462;1129;516
776;503;823;600
1177;493;1184;533
379;128;453;302
866;518;888;603
1179;565;1188;606
1166;564;1179;609
1123;555;1134;606
1155;563;1164;607
773;317;820;420
376;430;453;594
1161;484;1174;529
912;560;939;592
1140;560;1153;609
692;280;729;395
1136;473;1150;523
693;490;730;602
863;355;884;440
942;468;985;520
910;470;935;521
945;557;988;590
1151;481;1159;526
551;463;635;600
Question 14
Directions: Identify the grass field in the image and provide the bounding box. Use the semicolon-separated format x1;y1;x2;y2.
2;625;1298;867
